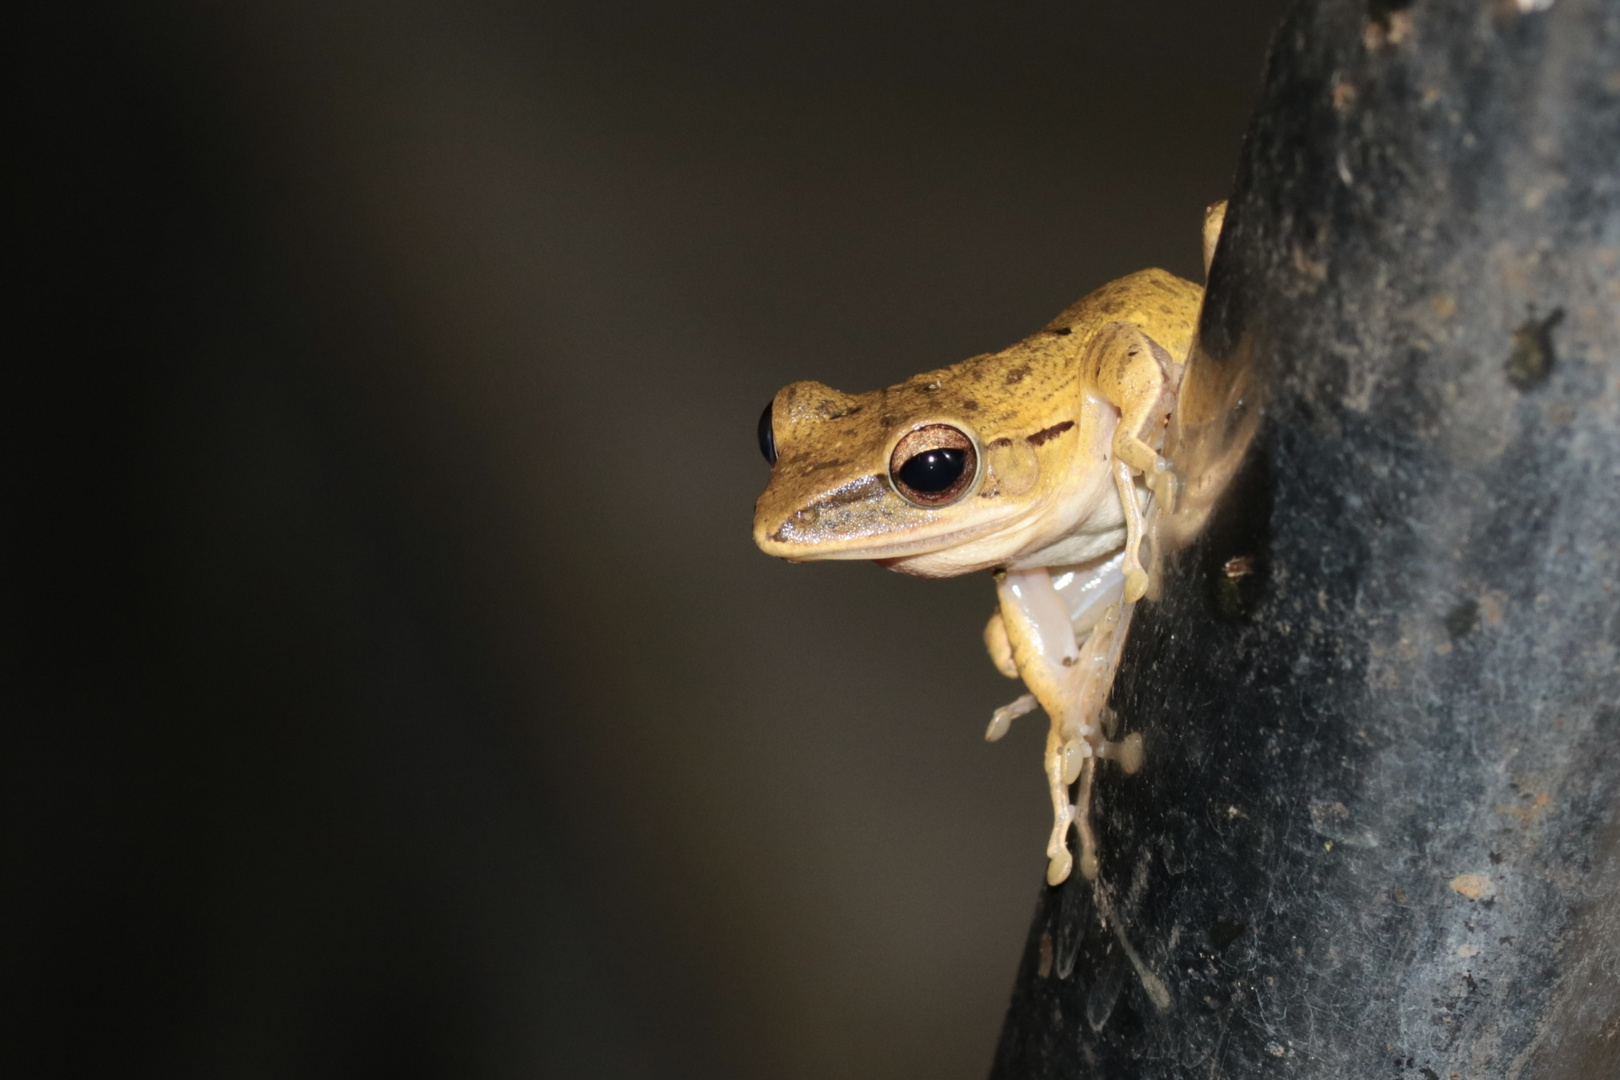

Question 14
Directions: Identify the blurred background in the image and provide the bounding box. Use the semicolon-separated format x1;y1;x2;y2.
8;3;1283;1077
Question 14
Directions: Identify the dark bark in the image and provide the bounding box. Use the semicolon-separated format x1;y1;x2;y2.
993;1;1620;1077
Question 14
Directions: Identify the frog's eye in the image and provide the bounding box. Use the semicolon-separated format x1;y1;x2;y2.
890;424;977;506
757;401;778;465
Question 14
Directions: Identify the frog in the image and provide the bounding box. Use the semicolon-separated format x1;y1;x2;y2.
753;203;1226;886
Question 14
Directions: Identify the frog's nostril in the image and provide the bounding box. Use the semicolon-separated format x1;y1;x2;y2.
758;401;778;465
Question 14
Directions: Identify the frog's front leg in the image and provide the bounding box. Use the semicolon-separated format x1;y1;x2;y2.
1086;322;1187;602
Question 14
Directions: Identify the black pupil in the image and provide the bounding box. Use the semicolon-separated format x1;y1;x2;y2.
898;447;965;493
757;402;777;465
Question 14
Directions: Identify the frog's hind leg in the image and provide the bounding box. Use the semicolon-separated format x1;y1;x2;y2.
995;568;1090;885
1086;322;1186;602
998;566;1145;885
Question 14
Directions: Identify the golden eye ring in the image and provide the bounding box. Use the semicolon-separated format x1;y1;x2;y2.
889;424;978;506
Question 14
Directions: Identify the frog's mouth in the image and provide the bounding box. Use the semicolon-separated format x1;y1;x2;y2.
753;471;1025;568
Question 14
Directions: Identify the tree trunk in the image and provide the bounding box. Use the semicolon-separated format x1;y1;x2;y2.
992;1;1620;1077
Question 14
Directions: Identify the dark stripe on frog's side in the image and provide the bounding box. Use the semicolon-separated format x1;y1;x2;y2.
1026;420;1076;447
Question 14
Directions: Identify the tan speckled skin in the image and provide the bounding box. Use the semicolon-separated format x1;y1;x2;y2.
753;268;1203;578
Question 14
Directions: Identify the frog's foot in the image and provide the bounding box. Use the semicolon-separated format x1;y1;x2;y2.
985;693;1037;742
1044;728;1090;885
1048;736;1143;885
1044;731;1102;884
1067;733;1147;883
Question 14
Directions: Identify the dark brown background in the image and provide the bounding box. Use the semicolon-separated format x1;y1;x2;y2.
8;3;1284;1077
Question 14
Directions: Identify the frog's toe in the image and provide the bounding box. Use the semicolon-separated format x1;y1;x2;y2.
1060;738;1088;783
1047;849;1074;886
1098;731;1145;774
1123;566;1150;604
1046;808;1074;862
1152;468;1181;517
985;693;1037;742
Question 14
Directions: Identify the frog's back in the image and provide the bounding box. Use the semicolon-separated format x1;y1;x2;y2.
1042;268;1202;365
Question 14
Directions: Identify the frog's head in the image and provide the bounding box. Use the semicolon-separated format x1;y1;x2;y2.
752;341;1102;578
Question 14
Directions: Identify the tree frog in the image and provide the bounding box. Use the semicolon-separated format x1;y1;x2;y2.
753;204;1225;886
